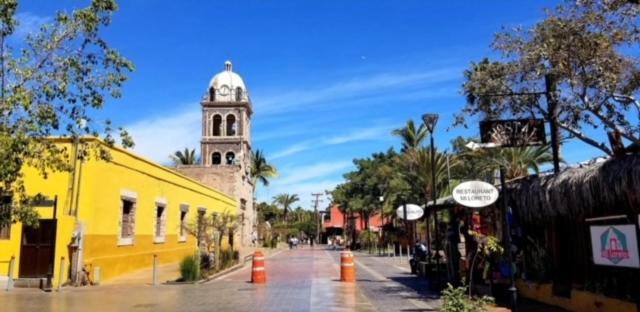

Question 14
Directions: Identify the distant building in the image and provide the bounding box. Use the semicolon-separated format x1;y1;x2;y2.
321;204;387;243
0;138;235;287
177;61;255;254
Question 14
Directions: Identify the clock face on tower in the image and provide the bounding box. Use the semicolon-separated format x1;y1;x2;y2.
219;85;230;96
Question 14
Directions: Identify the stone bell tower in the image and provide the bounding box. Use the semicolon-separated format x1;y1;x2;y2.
177;61;255;252
201;60;252;169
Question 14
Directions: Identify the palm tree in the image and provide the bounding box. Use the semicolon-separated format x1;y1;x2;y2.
250;149;277;188
391;119;427;153
170;148;198;165
465;144;556;180
272;193;299;223
405;147;456;200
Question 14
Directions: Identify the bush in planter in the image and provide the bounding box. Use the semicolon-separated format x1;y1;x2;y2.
179;254;201;282
218;249;239;270
441;283;495;312
358;230;378;253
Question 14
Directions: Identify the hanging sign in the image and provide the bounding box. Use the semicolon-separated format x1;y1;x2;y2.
480;119;546;147
589;225;640;268
396;204;424;221
452;181;499;208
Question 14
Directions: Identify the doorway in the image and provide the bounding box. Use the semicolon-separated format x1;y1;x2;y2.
19;219;57;278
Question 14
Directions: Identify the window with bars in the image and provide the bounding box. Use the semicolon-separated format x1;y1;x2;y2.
0;197;10;239
119;199;136;245
155;205;166;243
0;223;9;240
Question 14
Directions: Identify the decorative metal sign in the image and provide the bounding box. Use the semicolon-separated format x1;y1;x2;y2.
452;181;499;208
589;225;640;268
396;204;424;221
480;119;546;147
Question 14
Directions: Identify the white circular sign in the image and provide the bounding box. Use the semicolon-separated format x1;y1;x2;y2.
452;181;499;208
396;204;424;221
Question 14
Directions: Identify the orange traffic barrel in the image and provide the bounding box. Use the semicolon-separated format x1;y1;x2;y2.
340;250;355;282
251;250;266;284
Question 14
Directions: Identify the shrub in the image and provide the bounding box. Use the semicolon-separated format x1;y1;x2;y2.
179;253;201;282
358;230;378;252
441;283;494;312
219;249;239;270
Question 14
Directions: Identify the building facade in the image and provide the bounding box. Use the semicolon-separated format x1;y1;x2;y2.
178;61;256;254
0;138;236;287
321;204;387;244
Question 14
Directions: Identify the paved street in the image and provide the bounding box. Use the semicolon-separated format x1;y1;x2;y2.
0;247;441;312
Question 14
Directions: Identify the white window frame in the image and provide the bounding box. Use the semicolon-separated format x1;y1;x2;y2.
179;204;189;243
154;198;168;244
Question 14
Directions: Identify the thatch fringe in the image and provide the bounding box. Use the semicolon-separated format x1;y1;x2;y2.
508;155;640;223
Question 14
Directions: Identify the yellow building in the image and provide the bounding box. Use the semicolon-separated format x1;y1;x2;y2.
0;138;236;287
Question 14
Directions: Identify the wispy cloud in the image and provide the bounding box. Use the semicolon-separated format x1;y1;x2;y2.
126;103;201;163
257;160;353;208
271;142;312;159
270;124;393;160
276;161;352;185
253;66;461;116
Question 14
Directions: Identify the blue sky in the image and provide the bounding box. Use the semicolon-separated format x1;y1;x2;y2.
18;1;608;208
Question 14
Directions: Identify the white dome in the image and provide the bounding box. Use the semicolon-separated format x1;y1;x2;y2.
207;61;248;102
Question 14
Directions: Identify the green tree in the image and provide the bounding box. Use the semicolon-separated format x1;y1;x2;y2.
404;147;457;201
250;149;277;189
170;148;198;165
0;0;134;227
452;136;557;180
391;119;427;153
256;201;281;223
272;193;299;223
458;0;640;156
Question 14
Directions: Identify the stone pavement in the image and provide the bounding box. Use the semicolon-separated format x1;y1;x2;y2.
338;250;442;311
0;247;359;311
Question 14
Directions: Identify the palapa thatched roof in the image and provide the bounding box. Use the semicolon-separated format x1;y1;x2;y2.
508;154;640;223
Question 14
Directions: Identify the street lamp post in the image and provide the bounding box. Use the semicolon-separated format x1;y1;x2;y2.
422;113;440;290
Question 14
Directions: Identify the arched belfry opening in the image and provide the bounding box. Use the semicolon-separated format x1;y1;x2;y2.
235;87;243;101
226;114;236;136
209;87;215;101
225;152;235;165
211;152;221;165
212;114;222;136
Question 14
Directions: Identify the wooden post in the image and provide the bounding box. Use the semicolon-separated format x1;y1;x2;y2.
152;254;159;286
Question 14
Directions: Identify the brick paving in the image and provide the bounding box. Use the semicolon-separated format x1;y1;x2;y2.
0;247;453;312
1;247;376;312
335;250;442;311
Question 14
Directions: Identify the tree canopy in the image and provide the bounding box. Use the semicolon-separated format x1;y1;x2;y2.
250;149;277;188
0;0;134;226
459;0;640;156
170;148;198;166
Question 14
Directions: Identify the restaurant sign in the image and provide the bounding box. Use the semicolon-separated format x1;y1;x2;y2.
396;204;424;221
480;119;546;147
452;181;499;208
589;225;640;268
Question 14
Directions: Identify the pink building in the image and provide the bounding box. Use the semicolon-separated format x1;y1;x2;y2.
321;204;388;243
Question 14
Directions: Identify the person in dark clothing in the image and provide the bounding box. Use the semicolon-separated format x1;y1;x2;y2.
410;240;427;274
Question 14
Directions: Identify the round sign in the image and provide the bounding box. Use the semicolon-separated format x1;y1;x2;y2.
452;181;499;208
396;204;424;221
